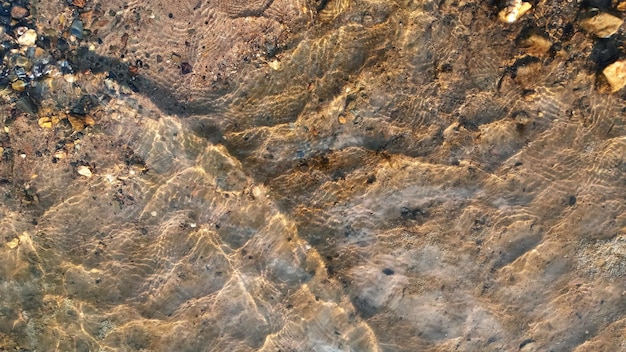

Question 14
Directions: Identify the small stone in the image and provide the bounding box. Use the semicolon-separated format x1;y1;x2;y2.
11;80;27;92
72;0;86;8
68;116;86;131
11;5;30;20
54;150;66;159
568;195;577;206
17;29;37;47
77;165;92;177
499;1;532;23
13;55;30;68
181;62;192;75
268;60;281;71
38;117;53;129
6;238;20;249
70;20;83;39
603;60;626;92
382;268;395;276
580;13;624;38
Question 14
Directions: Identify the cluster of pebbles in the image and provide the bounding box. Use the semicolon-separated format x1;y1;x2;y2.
501;0;626;92
2;0;626;135
0;0;101;131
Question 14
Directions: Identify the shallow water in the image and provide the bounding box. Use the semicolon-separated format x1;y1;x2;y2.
0;0;625;351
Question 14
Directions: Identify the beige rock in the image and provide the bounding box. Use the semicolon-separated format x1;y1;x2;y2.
38;117;53;129
11;80;26;92
518;33;552;55
68;116;86;131
77;165;93;178
6;237;19;249
603;60;626;92
11;5;29;20
580;13;624;38
267;60;281;71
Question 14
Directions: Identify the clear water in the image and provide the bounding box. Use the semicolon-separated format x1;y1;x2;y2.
0;0;625;351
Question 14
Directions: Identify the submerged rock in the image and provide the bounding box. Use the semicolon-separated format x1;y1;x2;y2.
10;5;30;20
499;1;532;23
603;59;626;92
70;19;83;39
17;29;37;47
580;12;624;38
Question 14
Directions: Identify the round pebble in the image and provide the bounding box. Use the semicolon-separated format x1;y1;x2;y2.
77;165;93;178
181;62;192;75
11;80;27;92
11;5;30;20
17;29;37;47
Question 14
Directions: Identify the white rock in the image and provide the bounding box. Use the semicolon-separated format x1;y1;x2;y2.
77;165;93;178
17;29;37;46
499;1;532;23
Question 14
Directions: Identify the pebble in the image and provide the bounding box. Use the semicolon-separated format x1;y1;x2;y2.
181;62;192;75
38;117;53;129
382;268;395;275
77;165;93;178
10;5;30;20
580;13;624;38
6;237;20;249
11;80;26;92
603;60;626;92
71;0;86;8
13;55;31;68
68;116;86;131
70;20;83;39
499;1;532;23
17;29;37;47
268;60;281;71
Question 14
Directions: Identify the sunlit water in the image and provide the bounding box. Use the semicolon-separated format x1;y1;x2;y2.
0;0;625;351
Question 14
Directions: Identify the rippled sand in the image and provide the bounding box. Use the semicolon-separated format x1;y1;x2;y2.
1;0;625;351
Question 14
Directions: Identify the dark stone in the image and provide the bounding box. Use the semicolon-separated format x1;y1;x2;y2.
57;38;70;52
590;38;621;71
181;62;192;74
382;268;394;276
568;195;577;206
519;338;535;349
